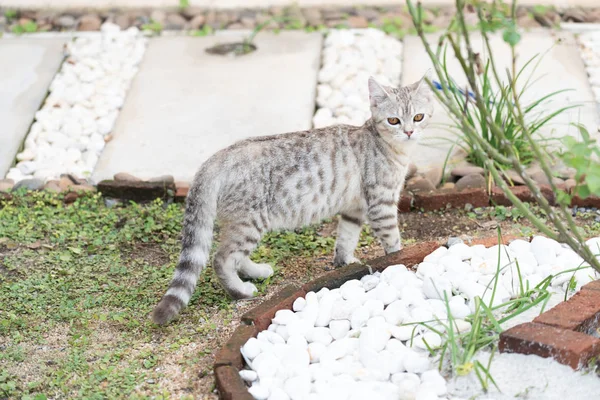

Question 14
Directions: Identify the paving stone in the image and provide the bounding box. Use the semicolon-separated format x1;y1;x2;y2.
0;38;66;178
402;30;600;177
93;32;322;182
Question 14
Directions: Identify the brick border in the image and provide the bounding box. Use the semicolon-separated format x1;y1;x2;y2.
5;179;600;211
500;280;600;370
212;235;522;399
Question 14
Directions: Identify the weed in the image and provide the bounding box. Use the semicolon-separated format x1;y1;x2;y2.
141;20;163;34
4;9;17;19
191;25;213;36
11;20;38;34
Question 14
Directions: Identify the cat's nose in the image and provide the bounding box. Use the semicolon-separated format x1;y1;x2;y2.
404;131;413;138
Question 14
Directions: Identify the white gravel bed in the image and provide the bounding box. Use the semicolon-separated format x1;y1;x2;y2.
579;29;600;114
312;29;403;129
240;236;600;400
5;22;147;183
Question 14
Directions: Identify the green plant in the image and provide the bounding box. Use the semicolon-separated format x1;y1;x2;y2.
179;0;190;8
407;0;600;276
11;20;38;34
558;124;600;200
191;25;214;36
4;9;17;19
433;39;576;170
141;20;163;34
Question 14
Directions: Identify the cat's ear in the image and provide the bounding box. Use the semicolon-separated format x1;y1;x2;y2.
368;77;390;107
409;70;433;97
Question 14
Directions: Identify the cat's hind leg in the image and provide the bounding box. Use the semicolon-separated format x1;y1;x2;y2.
213;221;265;299
239;258;274;280
333;209;365;267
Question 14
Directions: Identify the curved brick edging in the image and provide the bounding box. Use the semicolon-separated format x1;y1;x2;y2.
212;236;519;399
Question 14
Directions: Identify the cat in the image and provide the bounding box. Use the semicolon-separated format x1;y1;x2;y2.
152;75;434;325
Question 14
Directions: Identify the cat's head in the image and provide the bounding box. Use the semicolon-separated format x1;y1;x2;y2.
368;74;434;144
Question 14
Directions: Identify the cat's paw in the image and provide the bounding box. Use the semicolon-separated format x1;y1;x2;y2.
238;282;258;299
333;255;361;268
253;263;274;279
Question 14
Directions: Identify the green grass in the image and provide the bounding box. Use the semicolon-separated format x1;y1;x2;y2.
0;191;367;398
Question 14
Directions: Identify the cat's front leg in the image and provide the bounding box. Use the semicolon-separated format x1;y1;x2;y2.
366;197;401;254
333;209;365;267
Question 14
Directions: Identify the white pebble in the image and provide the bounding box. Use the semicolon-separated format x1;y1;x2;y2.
242;337;261;360
329;319;351;340
239;369;258;382
292;297;306;312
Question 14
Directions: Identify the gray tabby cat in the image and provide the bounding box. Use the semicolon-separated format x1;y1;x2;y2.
152;75;433;325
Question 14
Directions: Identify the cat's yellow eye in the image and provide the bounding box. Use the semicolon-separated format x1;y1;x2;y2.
387;117;400;125
413;114;424;122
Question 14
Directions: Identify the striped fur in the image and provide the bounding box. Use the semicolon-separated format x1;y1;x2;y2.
151;76;433;325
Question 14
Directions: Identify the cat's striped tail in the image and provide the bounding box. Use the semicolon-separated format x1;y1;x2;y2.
152;179;218;325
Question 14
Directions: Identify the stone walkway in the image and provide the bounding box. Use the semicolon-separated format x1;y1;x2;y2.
93;31;321;182
1;24;599;186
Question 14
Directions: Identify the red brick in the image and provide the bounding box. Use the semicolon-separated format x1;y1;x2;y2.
241;284;306;331
175;181;189;203
499;322;600;370
413;188;489;211
97;179;175;202
214;324;257;369
491;185;556;206
533;289;600;334
582;280;600;292
398;194;412;213
571;194;600;208
214;365;253;400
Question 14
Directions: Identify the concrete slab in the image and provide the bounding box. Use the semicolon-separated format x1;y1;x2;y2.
0;38;65;178
92;31;322;183
402;29;600;175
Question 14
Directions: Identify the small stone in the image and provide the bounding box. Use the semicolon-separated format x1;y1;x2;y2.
455;173;487;191
114;14;131;29
347;16;369;28
504;169;525;185
189;14;206;30
13;178;45;191
406;163;418;180
78;14;102;31
44;180;63;193
55;14;77;29
405;176;435;193
530;170;550;185
440;182;455;191
114;172;142;182
150;10;167;24
451;165;485;178
147;175;175;184
0;179;14;192
165;13;188;30
446;237;463;247
239;369;257;382
303;8;323;26
555;167;576;180
422;166;444;188
565;178;577;193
